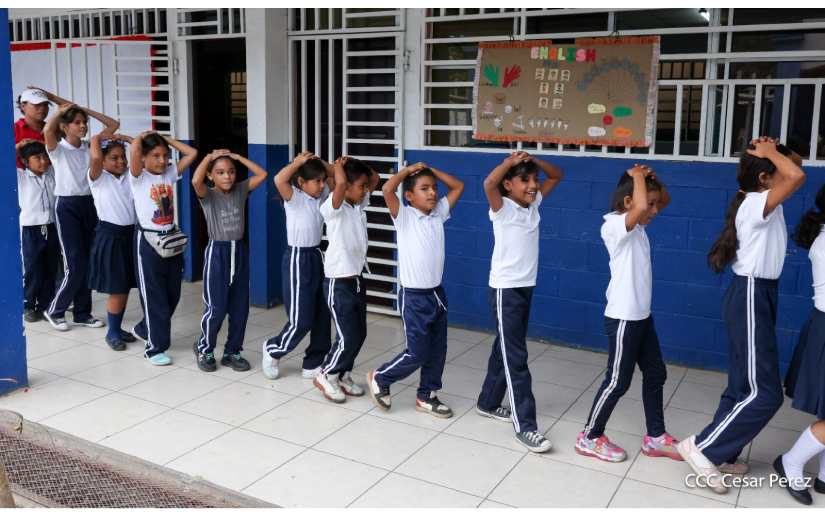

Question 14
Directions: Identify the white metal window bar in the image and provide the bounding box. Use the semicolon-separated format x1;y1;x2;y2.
288;8;405;35
175;8;246;40
9;9;167;42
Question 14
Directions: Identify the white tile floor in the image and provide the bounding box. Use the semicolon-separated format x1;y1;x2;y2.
2;282;822;508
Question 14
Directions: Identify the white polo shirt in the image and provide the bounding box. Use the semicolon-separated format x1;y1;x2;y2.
489;191;543;289
130;164;180;231
394;197;450;289
17;167;56;226
89;170;136;226
602;211;652;321
320;193;370;278
49;139;91;196
731;190;787;280
284;185;329;247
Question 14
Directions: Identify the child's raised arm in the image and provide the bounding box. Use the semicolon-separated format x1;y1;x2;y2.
43;103;74;151
750;137;806;217
129;131;149;177
624;164;652;231
330;156;350;210
274;151;315;201
382;162;426;218
429;166;464;209
483;152;526;212
230;152;269;192
89;129;118;181
162;135;198;175
533;156;564;197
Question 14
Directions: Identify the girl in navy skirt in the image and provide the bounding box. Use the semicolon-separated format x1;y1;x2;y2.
678;137;806;495
191;149;268;373
130;132;198;366
775;183;825;505
43;100;119;332
88;131;137;351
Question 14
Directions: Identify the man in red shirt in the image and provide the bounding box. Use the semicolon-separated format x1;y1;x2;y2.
13;87;71;168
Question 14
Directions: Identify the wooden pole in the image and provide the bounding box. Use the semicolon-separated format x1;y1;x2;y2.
0;461;14;508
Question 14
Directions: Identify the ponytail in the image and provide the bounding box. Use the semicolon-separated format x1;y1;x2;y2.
708;191;747;273
793;183;825;249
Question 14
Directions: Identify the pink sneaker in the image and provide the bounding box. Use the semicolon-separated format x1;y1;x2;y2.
641;433;684;461
575;431;627;462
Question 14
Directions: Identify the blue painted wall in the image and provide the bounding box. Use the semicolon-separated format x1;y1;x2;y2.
248;143;290;307
406;148;824;373
176;139;202;282
0;8;28;395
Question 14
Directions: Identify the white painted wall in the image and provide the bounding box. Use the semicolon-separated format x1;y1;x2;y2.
245;8;289;147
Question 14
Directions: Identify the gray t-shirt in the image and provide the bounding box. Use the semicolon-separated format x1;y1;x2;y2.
199;179;249;241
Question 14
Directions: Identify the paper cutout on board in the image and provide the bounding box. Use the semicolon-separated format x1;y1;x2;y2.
472;37;660;147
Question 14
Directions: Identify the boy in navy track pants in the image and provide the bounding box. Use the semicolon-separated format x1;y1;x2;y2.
365;161;464;418
476;152;563;453
192;148;269;372
17;140;59;322
313;156;380;403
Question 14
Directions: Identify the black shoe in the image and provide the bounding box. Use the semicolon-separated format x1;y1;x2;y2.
815;477;825;494
195;346;217;372
773;455;812;505
73;316;105;328
105;335;127;351
132;323;148;342
221;352;251;372
119;331;137;343
23;309;41;323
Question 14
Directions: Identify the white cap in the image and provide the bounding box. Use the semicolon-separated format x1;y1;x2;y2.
19;89;49;105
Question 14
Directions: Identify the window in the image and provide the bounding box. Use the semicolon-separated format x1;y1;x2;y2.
423;8;825;162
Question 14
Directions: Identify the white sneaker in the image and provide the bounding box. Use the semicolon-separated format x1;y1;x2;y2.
44;311;69;332
338;371;365;396
313;372;345;403
261;341;279;379
676;435;728;494
302;366;321;379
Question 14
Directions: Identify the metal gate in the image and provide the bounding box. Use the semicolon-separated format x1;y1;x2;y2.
288;18;405;315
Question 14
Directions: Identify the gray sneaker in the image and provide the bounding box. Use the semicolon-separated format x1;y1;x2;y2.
415;393;453;419
476;405;512;422
516;431;552;453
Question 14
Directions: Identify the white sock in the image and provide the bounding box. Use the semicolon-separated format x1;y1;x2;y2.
783;427;825;490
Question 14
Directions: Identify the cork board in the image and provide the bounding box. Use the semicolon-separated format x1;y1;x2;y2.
472;36;660;147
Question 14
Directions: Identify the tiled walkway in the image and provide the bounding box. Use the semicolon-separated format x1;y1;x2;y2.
1;282;821;508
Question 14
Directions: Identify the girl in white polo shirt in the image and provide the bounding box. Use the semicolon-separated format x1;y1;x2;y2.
88;131;137;351
576;164;678;464
43;101;119;332
262;152;334;381
365;161;464;419
475;151;562;453
314;156;379;403
679;138;806;495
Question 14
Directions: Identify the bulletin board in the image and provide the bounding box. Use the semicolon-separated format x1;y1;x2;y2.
472;36;660;147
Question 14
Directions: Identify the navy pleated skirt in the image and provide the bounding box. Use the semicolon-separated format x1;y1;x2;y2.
784;307;825;419
89;221;136;294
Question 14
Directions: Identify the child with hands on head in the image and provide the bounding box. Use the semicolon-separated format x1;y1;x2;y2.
43;97;119;332
476;151;562;453
191;148;269;373
129;131;198;366
313;156;379;403
262;151;335;381
576;163;678;464
366;161;464;419
88;130;138;350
